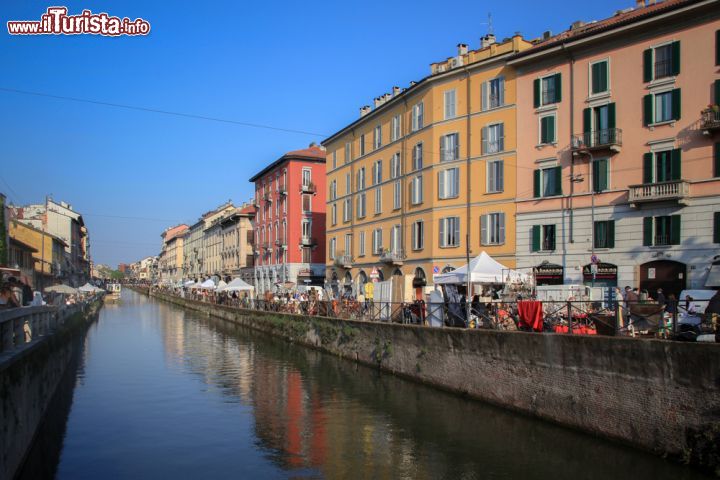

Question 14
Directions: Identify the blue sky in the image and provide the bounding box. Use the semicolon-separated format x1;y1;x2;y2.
0;0;631;267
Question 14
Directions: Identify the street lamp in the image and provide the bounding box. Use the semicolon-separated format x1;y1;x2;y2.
572;150;597;287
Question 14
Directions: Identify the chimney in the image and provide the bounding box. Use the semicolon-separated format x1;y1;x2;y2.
543;30;552;40
373;97;382;108
382;93;392;102
359;105;371;117
457;43;468;55
409;81;417;87
570;20;585;30
636;0;644;5
480;34;496;49
392;86;401;96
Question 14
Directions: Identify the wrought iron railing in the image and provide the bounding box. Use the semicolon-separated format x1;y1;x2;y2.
571;128;622;150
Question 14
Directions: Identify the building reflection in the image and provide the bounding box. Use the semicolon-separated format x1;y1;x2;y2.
155;303;704;480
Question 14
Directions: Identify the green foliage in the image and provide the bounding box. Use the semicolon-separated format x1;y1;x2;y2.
0;196;7;266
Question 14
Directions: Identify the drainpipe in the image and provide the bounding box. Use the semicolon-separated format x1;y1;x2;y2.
464;66;472;324
562;44;576;244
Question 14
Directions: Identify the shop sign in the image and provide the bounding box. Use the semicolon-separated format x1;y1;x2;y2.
534;263;564;279
582;262;617;279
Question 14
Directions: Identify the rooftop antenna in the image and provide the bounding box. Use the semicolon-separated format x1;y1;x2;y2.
478;12;494;36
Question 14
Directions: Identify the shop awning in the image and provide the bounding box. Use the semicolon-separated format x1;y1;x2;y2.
706;264;720;287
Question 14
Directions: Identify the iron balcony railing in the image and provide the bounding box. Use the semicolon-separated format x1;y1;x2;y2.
571;128;622;151
333;253;354;268
379;248;406;265
263;192;273;203
278;183;287;195
628;180;689;204
654;235;671;247
301;182;316;194
701;108;720;132
300;236;317;246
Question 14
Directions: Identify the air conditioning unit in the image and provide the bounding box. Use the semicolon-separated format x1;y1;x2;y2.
571;137;584;149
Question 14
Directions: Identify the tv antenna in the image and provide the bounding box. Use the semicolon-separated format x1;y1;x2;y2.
479;13;494;36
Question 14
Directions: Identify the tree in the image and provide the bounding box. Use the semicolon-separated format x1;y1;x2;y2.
109;270;125;280
0;195;7;266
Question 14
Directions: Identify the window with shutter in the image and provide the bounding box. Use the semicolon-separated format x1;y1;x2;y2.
592;158;608;192
594;220;615;249
444;89;456;119
487;160;504;193
714;212;720;244
591;60;609;95
413;143;423;171
540;115;555;144
715;143;720;178
531;225;541;252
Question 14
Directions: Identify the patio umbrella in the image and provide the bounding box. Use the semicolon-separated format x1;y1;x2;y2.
44;284;78;294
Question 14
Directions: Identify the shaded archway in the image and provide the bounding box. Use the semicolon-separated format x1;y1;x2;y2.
639;260;686;298
413;267;427;301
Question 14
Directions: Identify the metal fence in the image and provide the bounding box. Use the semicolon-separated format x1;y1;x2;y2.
156;288;718;338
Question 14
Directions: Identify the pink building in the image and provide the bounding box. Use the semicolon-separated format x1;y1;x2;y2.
249;145;327;293
511;0;720;295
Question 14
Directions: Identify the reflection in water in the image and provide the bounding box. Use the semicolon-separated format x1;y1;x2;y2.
34;291;710;479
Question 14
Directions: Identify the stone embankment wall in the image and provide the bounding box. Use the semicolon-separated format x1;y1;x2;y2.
0;300;103;480
143;289;720;475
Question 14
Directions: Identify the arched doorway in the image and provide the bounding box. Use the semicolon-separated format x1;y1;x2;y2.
376;269;385;282
413;267;427;300
343;271;353;297
330;271;339;297
640;260;686;298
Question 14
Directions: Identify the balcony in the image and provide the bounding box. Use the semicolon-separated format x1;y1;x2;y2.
571;128;622;153
333;253;354;269
300;236;317;246
628;180;689;206
275;239;287;249
263;192;273;203
701;108;720;135
262;242;272;250
301;182;316;194
379;248;406;265
278;184;287;195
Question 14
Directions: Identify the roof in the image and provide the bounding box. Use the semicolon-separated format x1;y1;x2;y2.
162;224;188;243
9;219;69;247
515;0;702;59
248;146;326;182
9;237;39;253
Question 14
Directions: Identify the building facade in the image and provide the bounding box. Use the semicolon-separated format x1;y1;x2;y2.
8;220;67;287
159;224;188;284
11;198;90;285
512;0;720;295
322;35;533;299
249;145;327;294
219;204;255;282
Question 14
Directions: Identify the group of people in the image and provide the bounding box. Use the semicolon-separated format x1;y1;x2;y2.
0;276;34;309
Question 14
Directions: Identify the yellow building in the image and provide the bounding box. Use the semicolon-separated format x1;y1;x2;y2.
322;34;532;299
8;220;68;284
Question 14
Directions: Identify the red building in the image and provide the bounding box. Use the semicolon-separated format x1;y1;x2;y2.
249;145;326;293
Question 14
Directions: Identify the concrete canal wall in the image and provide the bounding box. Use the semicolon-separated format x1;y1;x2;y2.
0;299;103;480
142;288;720;475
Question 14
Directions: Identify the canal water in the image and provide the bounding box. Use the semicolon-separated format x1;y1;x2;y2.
21;290;711;479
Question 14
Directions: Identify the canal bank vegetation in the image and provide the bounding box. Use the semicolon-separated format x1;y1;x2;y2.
140;287;720;477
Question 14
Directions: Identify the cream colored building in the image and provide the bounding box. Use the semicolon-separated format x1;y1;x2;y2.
159;224;188;284
219;204;255;281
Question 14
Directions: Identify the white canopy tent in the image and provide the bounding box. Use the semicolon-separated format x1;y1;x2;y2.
44;284;78;294
217;278;255;293
195;279;216;290
433;251;528;285
78;283;97;293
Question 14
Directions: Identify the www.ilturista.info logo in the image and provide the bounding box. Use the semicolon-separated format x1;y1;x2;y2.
7;7;151;36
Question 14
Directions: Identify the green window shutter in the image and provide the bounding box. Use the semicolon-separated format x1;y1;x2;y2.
531;225;540;252
607;220;615;248
554;73;562;103
717;30;720;66
714;79;720;105
671;41;680;76
715;143;720;177
554;166;562;196
670;215;681;245
592;61;608;94
583;108;591;135
714;212;720;244
608;103;616;130
643;152;653;184
643;94;653;126
671;148;681;180
533;79;540;108
540;117;547;144
600;61;608;93
671;89;681;120
533;169;540;198
595;159;608;192
643;217;653;246
547;116;555;143
643;48;653;82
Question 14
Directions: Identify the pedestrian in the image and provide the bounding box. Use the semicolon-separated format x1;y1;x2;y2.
0;284;21;309
656;288;666;308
